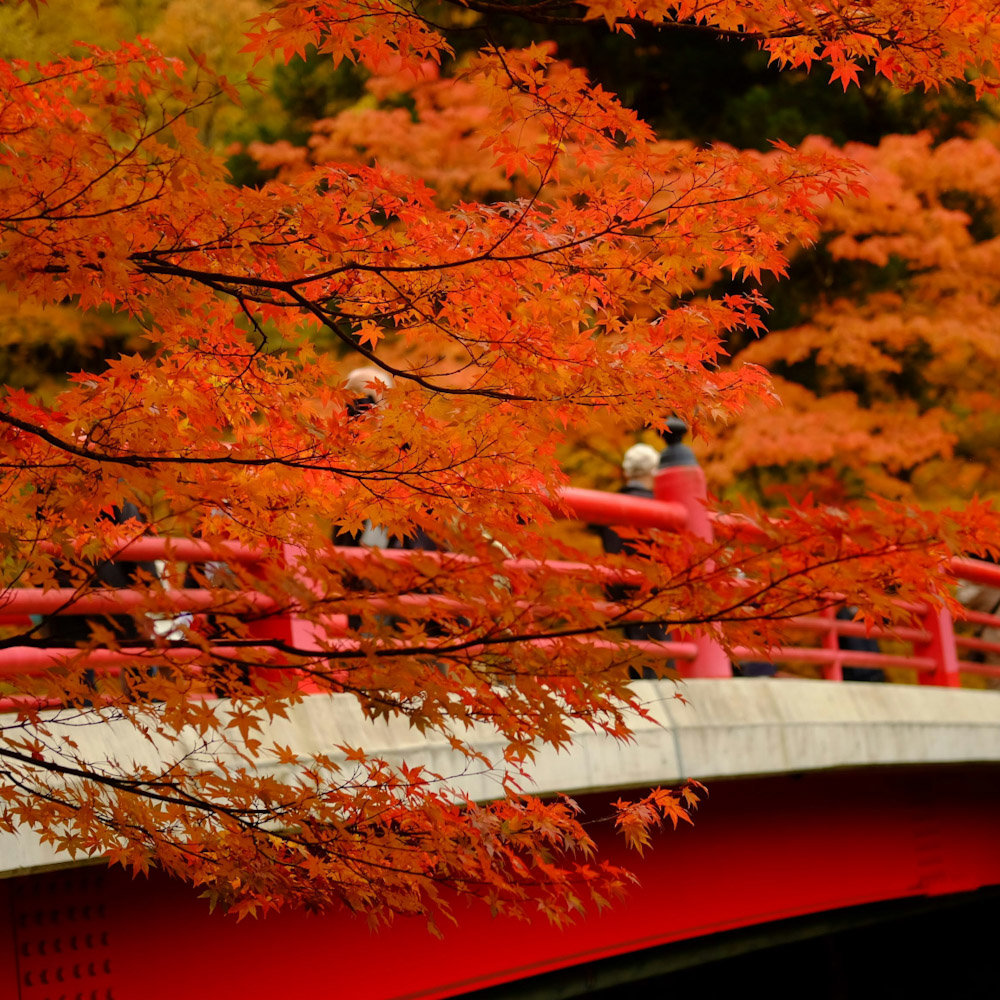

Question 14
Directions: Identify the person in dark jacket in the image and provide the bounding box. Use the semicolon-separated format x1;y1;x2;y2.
334;366;397;549
44;501;157;645
333;367;443;639
41;500;158;696
596;444;659;557
596;444;669;677
837;605;885;682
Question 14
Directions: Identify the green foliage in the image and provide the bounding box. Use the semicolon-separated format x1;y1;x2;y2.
227;52;367;188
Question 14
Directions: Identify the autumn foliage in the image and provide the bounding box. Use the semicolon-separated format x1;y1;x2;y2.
702;129;1000;506
1;0;999;924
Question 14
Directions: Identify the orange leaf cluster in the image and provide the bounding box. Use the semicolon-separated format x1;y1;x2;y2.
707;131;1000;505
0;0;998;924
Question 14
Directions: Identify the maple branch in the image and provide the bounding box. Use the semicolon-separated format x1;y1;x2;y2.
0;408;525;475
1;92;218;224
0;745;615;902
443;0;823;40
0;745;279;820
283;286;538;400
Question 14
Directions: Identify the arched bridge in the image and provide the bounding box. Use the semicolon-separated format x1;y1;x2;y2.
2;679;1000;999
2;446;1000;998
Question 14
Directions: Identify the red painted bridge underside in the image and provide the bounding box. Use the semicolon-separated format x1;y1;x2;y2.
3;764;1000;1000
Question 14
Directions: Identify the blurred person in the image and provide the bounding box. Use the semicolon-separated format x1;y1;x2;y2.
836;605;885;682
955;553;1000;688
595;443;669;678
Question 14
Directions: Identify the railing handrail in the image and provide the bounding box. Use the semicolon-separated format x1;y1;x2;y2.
3;471;999;692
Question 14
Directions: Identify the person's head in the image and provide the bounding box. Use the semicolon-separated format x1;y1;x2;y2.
344;366;394;417
622;443;660;487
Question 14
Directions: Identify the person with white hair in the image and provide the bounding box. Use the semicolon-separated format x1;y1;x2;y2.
621;442;660;491
594;441;669;677
335;365;438;551
343;366;394;419
598;443;660;556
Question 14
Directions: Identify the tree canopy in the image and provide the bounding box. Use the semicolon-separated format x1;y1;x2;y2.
1;0;998;924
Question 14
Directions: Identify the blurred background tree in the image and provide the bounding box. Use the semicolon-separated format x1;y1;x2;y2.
4;0;998;506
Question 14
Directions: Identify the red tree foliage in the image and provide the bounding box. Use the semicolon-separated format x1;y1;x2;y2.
0;0;997;924
704;130;1000;505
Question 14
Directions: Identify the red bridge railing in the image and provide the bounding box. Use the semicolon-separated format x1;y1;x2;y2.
1;424;997;698
565;483;1000;688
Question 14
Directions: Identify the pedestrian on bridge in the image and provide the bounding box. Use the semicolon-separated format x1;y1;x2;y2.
596;443;670;678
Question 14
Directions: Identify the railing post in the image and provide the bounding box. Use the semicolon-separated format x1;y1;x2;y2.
915;605;962;688
245;543;336;691
655;418;730;678
821;606;844;681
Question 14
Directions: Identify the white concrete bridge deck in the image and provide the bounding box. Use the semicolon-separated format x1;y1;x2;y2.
3;679;1000;877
